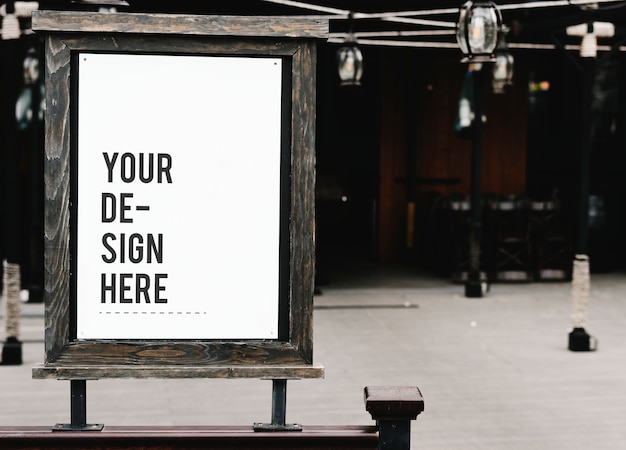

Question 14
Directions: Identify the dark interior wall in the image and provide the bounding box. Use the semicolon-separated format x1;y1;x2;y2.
525;49;626;271
4;8;626;288
372;45;626;271
377;50;530;264
409;57;529;197
376;48;410;263
0;33;45;297
315;44;381;272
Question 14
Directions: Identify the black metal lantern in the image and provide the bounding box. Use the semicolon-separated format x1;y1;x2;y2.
337;33;363;86
492;30;514;93
456;1;502;63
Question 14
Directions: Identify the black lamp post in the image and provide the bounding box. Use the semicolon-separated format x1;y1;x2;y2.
563;21;614;352
456;1;501;298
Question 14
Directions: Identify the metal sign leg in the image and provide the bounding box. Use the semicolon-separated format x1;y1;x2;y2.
53;380;104;431
253;379;302;431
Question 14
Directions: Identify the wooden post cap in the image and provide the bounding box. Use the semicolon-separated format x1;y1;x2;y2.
364;386;424;421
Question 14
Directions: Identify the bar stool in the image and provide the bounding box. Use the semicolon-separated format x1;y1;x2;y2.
487;195;533;281
529;199;572;280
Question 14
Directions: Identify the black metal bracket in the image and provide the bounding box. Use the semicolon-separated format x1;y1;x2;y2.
253;379;302;431
53;380;104;431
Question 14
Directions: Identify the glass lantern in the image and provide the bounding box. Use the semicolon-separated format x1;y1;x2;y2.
456;1;502;63
337;35;364;86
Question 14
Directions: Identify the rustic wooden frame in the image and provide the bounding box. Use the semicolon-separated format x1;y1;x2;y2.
32;11;327;380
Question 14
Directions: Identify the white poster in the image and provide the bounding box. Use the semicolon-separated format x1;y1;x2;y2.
75;53;283;339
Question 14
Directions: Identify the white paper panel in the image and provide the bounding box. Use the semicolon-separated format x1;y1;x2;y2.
75;53;283;339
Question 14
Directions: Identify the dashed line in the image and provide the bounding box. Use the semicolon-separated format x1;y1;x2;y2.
100;311;208;315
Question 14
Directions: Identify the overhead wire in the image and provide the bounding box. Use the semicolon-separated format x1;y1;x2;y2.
259;0;626;51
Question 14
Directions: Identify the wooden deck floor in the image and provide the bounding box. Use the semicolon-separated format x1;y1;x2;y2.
2;268;626;449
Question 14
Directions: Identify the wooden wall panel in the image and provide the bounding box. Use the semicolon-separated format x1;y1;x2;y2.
414;63;472;194
377;57;528;262
378;64;408;262
481;64;529;196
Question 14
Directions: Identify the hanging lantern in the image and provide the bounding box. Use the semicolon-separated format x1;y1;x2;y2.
23;47;40;85
492;30;514;93
337;33;363;86
456;1;502;63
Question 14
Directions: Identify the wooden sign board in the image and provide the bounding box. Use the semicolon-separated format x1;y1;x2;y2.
31;11;327;380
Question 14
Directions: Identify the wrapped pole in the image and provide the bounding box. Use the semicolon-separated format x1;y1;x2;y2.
1;2;23;365
2;261;22;364
571;254;590;329
563;25;606;353
568;254;596;351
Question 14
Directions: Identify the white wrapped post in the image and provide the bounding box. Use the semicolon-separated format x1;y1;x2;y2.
568;254;596;351
571;254;590;328
2;260;21;339
2;259;23;364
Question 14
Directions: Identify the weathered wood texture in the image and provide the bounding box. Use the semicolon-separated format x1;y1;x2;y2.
289;33;317;371
34;13;326;379
364;386;425;421
365;386;424;450
32;11;329;39
0;425;378;450
43;34;72;366
32;363;325;380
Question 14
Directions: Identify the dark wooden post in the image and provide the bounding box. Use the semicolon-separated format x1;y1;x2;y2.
364;386;424;450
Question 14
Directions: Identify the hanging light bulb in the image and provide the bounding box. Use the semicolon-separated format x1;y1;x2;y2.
566;22;615;58
1;2;21;41
456;1;502;63
492;27;514;94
